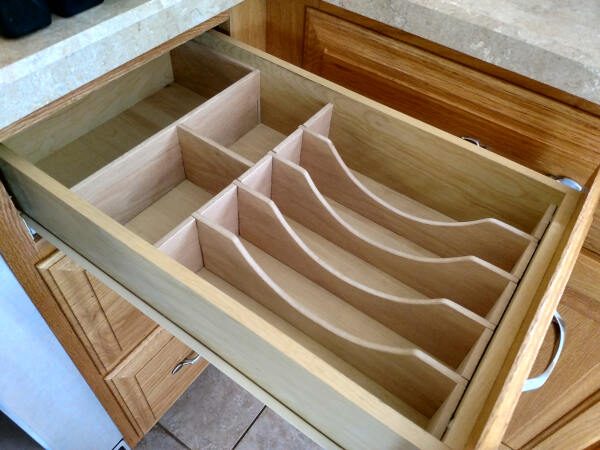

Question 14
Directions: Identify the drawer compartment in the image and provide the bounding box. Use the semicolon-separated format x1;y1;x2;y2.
106;327;207;434
1;32;598;450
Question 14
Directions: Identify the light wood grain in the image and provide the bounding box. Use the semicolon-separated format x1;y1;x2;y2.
72;126;185;224
36;84;207;188
229;123;286;162
0;32;589;450
294;125;535;274
270;155;514;320
196;194;463;423
199;33;564;235
181;70;260;146
4;55;174;163
124;180;212;244
178;125;252;193
236;181;492;374
504;249;600;448
171;36;254;99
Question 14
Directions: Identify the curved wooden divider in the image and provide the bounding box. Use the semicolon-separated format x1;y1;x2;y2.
270;156;515;320
284;127;535;274
235;181;491;374
194;194;463;421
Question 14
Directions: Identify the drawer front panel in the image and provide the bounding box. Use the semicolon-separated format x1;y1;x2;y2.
38;252;157;373
1;31;598;450
106;327;207;434
504;250;600;448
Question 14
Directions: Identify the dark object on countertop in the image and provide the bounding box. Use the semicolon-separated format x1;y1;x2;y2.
0;0;51;39
47;0;104;17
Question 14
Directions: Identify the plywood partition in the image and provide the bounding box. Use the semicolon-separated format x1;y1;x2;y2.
72;126;186;223
72;123;253;228
269;155;515;320
154;217;204;273
199;32;564;234
298;128;536;274
177;125;252;193
193;185;465;425
235;180;492;374
171;40;254;99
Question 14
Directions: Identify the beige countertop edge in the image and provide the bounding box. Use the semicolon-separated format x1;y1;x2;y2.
0;0;242;131
324;0;600;107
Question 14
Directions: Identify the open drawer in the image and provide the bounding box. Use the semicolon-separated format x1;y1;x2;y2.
1;31;599;450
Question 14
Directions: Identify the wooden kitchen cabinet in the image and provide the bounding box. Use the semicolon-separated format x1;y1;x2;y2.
106;327;208;435
38;252;157;374
1;2;600;449
35;250;207;445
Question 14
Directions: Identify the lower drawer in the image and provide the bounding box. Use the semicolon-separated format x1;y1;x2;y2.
1;31;599;449
106;327;207;435
504;249;600;449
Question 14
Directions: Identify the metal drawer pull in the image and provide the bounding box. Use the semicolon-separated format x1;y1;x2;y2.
522;311;565;392
171;353;201;375
461;136;483;147
550;176;584;192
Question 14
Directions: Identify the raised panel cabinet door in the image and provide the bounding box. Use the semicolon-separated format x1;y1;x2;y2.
105;327;208;434
38;252;157;373
504;249;600;448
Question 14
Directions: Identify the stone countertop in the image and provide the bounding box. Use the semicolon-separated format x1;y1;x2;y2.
325;0;600;106
0;0;241;131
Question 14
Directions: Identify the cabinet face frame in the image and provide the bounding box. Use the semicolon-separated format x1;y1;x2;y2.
1;32;598;450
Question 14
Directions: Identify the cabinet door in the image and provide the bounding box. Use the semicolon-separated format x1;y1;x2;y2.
106;327;207;434
38;252;157;373
504;249;600;448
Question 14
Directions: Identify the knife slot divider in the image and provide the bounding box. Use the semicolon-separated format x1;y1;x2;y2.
70;60;557;438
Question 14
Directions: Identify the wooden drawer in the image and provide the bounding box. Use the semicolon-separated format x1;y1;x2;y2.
38;252;157;374
0;32;599;449
106;327;207;435
504;249;600;449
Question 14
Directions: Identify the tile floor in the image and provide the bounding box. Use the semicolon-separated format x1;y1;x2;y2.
137;365;322;450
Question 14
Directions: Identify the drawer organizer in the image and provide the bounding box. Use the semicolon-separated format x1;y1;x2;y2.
57;44;549;435
1;32;597;450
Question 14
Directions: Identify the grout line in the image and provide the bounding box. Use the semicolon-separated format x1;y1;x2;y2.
231;405;266;449
156;423;193;450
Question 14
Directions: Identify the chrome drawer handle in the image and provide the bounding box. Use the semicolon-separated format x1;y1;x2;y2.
171;353;201;375
549;176;584;192
522;311;565;392
461;136;483;147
